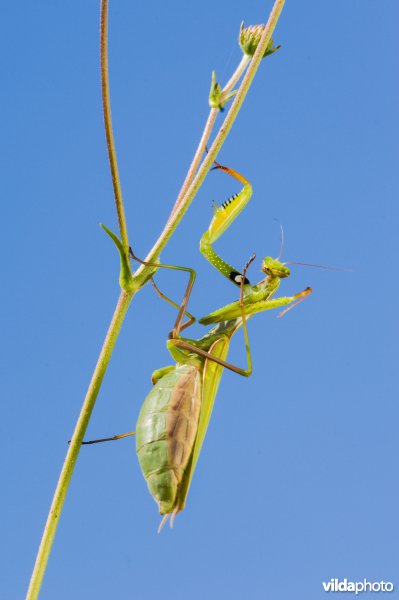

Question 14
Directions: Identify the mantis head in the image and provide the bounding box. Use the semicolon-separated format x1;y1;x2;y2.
261;257;290;279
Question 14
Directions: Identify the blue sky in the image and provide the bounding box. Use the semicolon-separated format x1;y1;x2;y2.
2;1;399;598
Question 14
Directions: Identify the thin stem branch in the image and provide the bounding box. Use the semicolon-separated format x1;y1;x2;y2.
100;0;130;251
223;53;251;97
168;108;218;222
26;290;134;600
168;54;251;222
134;0;286;279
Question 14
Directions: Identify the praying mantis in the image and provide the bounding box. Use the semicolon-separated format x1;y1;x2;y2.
86;161;312;531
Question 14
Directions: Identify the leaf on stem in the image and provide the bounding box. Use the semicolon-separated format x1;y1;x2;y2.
101;224;135;291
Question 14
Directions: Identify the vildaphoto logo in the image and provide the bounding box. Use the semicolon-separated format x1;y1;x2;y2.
322;579;394;594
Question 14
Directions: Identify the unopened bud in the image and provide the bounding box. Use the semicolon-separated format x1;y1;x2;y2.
209;70;237;110
239;22;281;58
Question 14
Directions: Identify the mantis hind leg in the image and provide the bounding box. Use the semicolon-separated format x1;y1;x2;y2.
168;338;252;377
79;365;176;445
151;365;175;385
78;431;135;445
150;278;195;334
130;248;196;338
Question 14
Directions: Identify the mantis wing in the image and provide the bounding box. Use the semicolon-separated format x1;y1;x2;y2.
177;335;231;512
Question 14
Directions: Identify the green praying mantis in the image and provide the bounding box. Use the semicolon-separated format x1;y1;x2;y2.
84;160;312;531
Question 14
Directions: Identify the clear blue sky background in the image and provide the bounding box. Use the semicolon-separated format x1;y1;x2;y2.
2;2;398;599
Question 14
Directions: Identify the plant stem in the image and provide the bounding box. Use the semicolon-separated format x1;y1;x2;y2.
26;290;134;600
223;54;251;96
101;0;130;252
134;0;286;277
169;54;251;222
223;53;251;98
168;108;218;222
27;6;136;594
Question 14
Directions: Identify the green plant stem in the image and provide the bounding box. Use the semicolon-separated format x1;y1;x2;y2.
134;0;286;277
101;0;130;252
168;108;218;221
26;290;134;600
223;53;251;94
169;54;251;221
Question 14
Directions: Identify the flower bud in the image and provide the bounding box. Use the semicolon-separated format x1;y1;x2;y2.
239;22;281;58
209;70;237;110
209;71;223;109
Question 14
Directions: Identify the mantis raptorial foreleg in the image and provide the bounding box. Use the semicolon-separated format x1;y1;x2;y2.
200;162;253;287
198;160;312;322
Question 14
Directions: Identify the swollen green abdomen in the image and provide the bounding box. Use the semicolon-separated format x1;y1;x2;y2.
136;364;201;515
